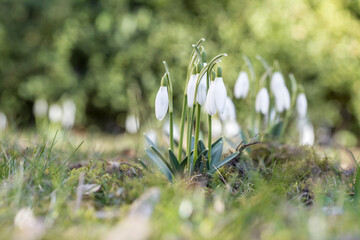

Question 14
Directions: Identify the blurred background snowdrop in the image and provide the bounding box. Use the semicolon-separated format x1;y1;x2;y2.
61;100;76;129
271;72;291;113
234;71;250;99
0;112;7;132
125;115;139;134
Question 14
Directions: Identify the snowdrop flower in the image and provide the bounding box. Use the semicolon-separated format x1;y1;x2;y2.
48;104;62;123
196;74;207;105
296;93;307;118
274;86;291;112
224;120;240;138
0;112;7;131
187;74;198;107
211;118;223;139
298;119;315;145
62;100;76;128
270;72;286;93
205;75;227;115
255;88;269;115
219;97;236;122
234;71;249;99
271;72;290;113
125;115;139;134
33;99;48;117
205;81;217;116
155;86;169;120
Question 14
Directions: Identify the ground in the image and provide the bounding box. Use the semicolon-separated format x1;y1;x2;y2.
0;130;359;240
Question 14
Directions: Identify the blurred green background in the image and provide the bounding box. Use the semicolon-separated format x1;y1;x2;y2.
0;0;360;137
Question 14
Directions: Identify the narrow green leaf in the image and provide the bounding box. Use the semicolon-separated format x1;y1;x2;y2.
210;137;223;167
208;152;239;174
150;146;175;174
195;148;208;173
354;166;360;203
168;149;180;172
270;121;283;137
144;135;158;148
180;156;188;172
145;149;172;182
197;140;206;154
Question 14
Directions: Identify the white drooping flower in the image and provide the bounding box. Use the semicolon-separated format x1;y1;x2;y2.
298;118;314;145
125;115;139;134
62;100;76;128
234;71;249;99
0;112;7;131
219;97;236;122
187;74;198;107
274;86;291;113
270;72;286;93
33;99;48;117
196;74;207;106
296;93;307;118
205;77;228;115
255;88;270;115
48;104;63;123
211;117;223;139
271;72;290;113
155;86;169;121
223;119;240;138
214;77;227;114
205;81;217;116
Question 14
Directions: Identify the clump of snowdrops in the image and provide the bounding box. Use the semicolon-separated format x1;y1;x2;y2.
145;38;313;182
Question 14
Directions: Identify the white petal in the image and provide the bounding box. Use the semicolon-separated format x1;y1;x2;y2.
274;86;290;113
234;71;249;99
125;115;139;134
224;120;240;138
283;87;291;110
255;88;269;115
196;74;207;105
219;97;236;122
49;104;63;123
296;93;307;118
33;99;48;117
0;112;7;131
187;74;198;107
271;72;285;96
211;117;223;139
214;77;227;114
299;120;314;145
155;86;169;120
274;91;285;112
205;81;217;116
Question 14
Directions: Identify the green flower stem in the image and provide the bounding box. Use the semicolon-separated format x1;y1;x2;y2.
206;66;212;163
187;107;196;177
207;114;212;161
163;61;174;151
178;95;187;161
193;103;201;163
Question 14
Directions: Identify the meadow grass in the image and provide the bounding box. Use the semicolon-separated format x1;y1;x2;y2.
0;131;359;240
